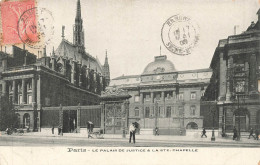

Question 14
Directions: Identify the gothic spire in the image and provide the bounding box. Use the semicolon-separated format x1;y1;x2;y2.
104;50;108;65
76;0;81;21
73;0;85;50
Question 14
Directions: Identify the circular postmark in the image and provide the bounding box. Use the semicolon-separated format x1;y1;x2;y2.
17;7;54;49
161;14;199;55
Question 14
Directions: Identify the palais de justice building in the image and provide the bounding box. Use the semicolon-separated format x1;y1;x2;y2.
0;0;110;132
109;55;212;135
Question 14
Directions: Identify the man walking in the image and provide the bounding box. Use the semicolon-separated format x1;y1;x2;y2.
201;128;207;138
129;123;136;143
155;127;159;136
248;128;255;139
233;126;238;140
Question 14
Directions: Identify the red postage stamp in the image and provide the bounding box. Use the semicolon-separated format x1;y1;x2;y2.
0;0;37;45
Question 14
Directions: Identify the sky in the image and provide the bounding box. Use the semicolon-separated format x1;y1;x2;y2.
35;0;260;79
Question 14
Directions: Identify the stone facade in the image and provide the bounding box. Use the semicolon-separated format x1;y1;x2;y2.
109;55;212;135
204;9;260;136
0;0;109;132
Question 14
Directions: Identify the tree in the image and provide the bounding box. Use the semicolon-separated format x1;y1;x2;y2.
0;95;18;131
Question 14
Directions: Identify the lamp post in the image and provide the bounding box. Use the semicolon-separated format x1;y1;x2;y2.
210;103;216;141
181;101;185;134
155;100;158;134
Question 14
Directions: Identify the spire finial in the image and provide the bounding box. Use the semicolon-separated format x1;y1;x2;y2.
76;0;81;20
62;26;65;39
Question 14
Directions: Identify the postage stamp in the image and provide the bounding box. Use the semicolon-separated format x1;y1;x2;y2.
161;14;199;56
0;0;36;45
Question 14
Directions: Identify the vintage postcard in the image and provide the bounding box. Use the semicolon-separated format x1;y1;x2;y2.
0;0;260;164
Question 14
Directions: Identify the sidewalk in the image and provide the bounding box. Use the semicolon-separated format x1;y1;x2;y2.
6;131;259;145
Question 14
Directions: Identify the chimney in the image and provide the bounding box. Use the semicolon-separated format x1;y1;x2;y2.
43;46;47;57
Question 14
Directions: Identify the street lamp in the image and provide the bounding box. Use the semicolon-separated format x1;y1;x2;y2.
210;103;216;141
155;100;158;135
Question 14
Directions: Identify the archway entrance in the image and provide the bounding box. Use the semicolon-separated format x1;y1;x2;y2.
63;110;77;133
233;108;249;131
186;122;198;129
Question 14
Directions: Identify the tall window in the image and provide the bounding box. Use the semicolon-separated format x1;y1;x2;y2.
145;94;150;101
166;106;171;118
145;107;150;118
190;92;196;100
134;107;139;117
134;95;140;102
190;105;196;116
159;107;164;117
27;95;32;104
18;94;22;104
178;106;184;116
27;82;32;91
178;93;184;100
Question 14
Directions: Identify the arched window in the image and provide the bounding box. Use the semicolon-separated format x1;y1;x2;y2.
186;122;198;129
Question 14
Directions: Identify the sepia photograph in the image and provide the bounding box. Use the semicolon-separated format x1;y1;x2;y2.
0;0;260;164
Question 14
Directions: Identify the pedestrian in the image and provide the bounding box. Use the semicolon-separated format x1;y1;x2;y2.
155;127;159;136
233;127;237;140
248;128;254;139
255;129;259;140
201;128;207;138
52;125;54;135
129;123;136;143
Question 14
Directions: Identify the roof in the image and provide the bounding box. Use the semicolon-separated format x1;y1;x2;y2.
113;75;140;80
55;39;103;74
142;55;177;75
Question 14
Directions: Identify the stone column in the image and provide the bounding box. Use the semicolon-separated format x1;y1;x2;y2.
77;106;81;133
63;58;67;76
219;53;226;100
2;81;6;96
51;57;55;70
140;92;143;104
151;92;154;103
161;91;165;102
226;56;233;101
71;61;76;84
32;77;36;105
37;75;41;110
13;80;16;104
218;106;223;137
79;65;82;87
249;54;257;92
100;102;105;133
22;79;26;104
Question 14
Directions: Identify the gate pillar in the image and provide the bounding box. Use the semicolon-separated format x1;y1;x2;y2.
101;87;131;137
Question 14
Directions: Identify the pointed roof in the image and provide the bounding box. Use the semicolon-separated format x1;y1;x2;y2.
76;0;82;21
104;50;109;66
55;39;103;74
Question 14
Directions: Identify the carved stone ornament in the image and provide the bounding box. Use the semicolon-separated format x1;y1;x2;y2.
153;67;165;73
101;86;128;97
